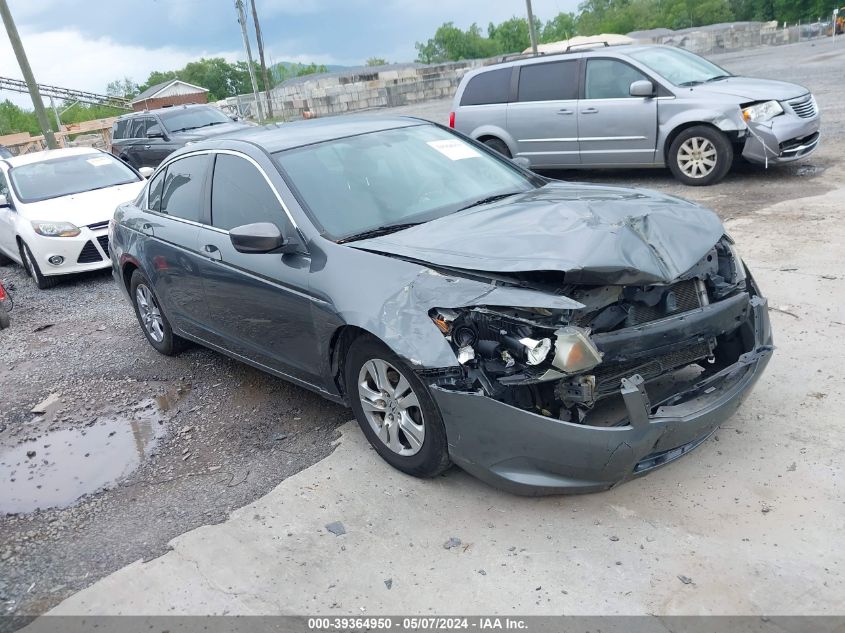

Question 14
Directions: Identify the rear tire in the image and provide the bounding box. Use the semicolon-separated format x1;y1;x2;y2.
482;137;511;158
129;269;186;356
0;250;12;266
0;305;9;329
20;242;60;290
345;335;451;478
667;125;732;186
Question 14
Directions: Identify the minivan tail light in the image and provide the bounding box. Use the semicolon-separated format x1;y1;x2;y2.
449;111;455;128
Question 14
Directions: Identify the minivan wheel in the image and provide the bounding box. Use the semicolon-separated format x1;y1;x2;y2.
482;137;511;158
345;335;451;478
668;126;733;186
20;242;60;289
129;269;185;355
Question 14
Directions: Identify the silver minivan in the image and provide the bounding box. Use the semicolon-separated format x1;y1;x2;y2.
450;45;820;185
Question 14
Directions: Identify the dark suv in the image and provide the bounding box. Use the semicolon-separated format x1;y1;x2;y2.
110;104;251;169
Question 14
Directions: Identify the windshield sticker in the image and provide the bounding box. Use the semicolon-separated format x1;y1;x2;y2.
86;157;112;167
426;139;481;161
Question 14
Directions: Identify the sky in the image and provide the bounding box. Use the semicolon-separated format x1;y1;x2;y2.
1;0;579;108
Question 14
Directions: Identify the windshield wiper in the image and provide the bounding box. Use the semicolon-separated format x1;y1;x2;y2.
678;80;703;87
338;222;422;243
170;125;200;133
705;74;732;82
457;191;524;212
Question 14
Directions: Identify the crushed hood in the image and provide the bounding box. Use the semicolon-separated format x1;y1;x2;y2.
352;183;725;285
689;77;807;102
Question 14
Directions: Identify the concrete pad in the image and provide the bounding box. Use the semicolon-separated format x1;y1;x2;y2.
49;190;844;616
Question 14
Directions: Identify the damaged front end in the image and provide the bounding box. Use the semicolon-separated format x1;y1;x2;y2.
422;235;773;494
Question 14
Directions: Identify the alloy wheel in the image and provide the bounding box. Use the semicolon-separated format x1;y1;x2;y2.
357;358;426;456
677;136;718;179
135;284;165;343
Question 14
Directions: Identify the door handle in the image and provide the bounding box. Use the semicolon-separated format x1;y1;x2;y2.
143;144;151;150
203;244;222;261
557;108;573;115
141;222;154;235
581;107;599;114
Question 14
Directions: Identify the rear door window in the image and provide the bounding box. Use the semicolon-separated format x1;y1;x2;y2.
210;154;284;231
460;68;511;106
159;154;211;222
147;170;164;211
584;59;648;99
113;119;127;140
128;116;147;139
517;60;579;102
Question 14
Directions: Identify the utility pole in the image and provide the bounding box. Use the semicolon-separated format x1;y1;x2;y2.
249;0;274;119
525;0;539;55
0;0;57;148
235;0;264;122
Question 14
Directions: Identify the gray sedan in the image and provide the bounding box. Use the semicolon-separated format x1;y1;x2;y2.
111;116;773;495
451;44;820;185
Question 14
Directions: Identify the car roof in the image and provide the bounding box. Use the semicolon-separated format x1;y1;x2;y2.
2;146;103;167
472;43;660;72
116;103;214;120
191;115;426;153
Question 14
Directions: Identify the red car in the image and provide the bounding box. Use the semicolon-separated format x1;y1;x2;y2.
0;280;10;329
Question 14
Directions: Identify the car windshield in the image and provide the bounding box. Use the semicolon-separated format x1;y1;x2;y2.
159;107;232;133
9;153;140;203
628;47;732;86
274;124;539;241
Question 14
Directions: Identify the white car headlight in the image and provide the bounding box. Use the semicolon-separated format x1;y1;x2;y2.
31;221;81;237
742;100;783;123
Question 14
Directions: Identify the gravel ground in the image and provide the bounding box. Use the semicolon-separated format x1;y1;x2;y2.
2;38;844;620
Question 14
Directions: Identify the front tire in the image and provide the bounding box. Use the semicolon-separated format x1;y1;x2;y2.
129;269;185;356
482;137;511;158
667;126;732;186
20;242;59;289
345;335;451;478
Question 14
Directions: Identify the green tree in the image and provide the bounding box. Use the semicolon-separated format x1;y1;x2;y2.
366;57;388;66
415;22;498;63
487;16;535;53
541;12;577;42
106;77;139;99
0;99;39;136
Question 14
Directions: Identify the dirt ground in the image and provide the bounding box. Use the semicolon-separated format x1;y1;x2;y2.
2;40;844;618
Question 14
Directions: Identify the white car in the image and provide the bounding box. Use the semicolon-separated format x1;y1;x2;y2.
0;147;145;289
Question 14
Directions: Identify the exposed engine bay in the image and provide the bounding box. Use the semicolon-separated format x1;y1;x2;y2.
427;236;756;426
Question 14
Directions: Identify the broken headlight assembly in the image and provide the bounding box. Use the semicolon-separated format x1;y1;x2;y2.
430;307;602;379
741;100;783;123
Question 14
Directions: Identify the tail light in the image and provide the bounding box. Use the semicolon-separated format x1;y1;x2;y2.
448;111;455;128
0;283;6;302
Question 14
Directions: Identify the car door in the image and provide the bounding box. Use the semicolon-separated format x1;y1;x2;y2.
506;59;581;167
121;116;149;168
142;117;176;168
140;153;212;336
577;58;658;166
195;151;319;384
0;168;18;260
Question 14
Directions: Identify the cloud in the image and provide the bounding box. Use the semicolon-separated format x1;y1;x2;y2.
0;28;238;106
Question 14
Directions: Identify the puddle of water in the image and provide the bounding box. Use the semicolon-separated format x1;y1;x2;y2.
155;384;191;412
0;402;166;515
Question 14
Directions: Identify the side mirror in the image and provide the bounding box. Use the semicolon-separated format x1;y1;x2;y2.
512;156;531;169
229;115;240;122
630;80;655;97
138;167;154;179
229;222;286;254
146;125;165;139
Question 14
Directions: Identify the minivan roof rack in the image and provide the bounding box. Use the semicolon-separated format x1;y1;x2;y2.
566;41;610;52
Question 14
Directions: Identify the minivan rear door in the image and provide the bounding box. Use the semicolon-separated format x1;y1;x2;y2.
577;58;658;166
506;59;580;167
